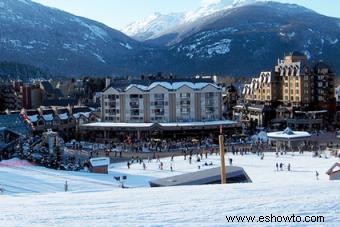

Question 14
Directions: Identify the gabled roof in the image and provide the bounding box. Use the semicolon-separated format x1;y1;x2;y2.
40;81;55;93
104;78;220;93
40;81;64;97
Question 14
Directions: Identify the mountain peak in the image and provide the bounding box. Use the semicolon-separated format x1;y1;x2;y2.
122;12;184;41
123;0;263;41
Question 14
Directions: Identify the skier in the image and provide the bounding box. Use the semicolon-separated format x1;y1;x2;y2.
316;171;319;180
288;163;291;171
127;161;130;169
143;162;146;170
170;163;173;172
229;158;233;166
64;180;68;192
279;163;283;171
276;163;279;171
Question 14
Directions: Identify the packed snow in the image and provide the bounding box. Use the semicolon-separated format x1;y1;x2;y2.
279;32;296;39
0;150;339;225
122;0;260;41
92;53;106;63
70;17;108;41
178;38;232;58
119;42;133;50
206;39;232;56
122;12;184;41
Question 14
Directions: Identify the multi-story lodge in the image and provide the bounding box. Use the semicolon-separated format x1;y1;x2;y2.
21;106;97;139
80;78;241;142
101;79;222;123
236;52;336;130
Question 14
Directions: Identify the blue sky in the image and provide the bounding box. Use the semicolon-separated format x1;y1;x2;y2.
32;0;340;30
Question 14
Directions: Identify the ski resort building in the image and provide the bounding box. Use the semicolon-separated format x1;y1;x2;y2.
80;78;241;142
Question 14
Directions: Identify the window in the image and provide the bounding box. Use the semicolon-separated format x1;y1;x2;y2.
181;107;190;114
130;110;139;116
180;100;190;105
130;94;139;99
154;93;164;100
130;101;139;108
180;93;190;98
108;94;118;99
205;92;214;98
153;109;165;115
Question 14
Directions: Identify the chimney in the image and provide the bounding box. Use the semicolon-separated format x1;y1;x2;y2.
105;77;111;88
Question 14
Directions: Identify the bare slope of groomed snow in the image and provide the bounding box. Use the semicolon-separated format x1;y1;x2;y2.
0;152;339;225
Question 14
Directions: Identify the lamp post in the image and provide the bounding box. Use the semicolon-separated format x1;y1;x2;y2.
219;125;226;184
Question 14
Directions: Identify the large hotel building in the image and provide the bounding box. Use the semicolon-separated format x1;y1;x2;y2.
236;52;335;130
80;79;240;142
101;79;223;123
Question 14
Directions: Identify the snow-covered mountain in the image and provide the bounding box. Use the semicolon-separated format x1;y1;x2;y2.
123;0;260;41
0;0;162;76
122;12;184;41
156;1;340;76
183;0;257;23
1;0;340;77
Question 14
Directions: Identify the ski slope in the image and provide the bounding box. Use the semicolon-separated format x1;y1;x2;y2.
0;152;339;226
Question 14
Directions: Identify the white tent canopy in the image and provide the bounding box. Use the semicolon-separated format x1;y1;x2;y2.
267;127;311;151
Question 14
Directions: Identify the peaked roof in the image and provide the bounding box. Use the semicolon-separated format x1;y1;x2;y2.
326;162;340;175
282;127;295;135
104;78;219;92
267;128;311;139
